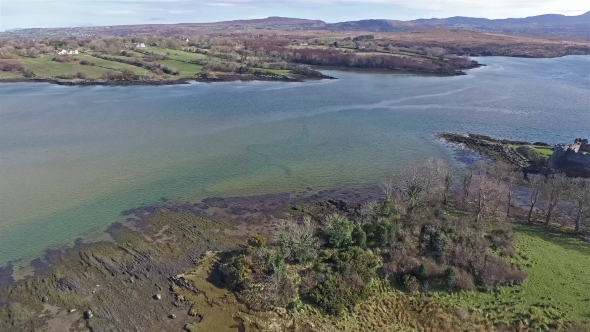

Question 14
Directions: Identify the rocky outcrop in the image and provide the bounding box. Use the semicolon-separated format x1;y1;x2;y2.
438;133;533;168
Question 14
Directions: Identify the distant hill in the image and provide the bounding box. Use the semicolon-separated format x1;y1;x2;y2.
2;12;589;38
330;12;590;36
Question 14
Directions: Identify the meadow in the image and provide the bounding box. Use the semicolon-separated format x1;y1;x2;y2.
438;224;590;328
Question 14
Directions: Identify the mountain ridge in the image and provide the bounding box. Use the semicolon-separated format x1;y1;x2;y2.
2;11;589;38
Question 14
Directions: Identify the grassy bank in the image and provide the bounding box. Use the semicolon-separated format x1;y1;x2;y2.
437;224;590;328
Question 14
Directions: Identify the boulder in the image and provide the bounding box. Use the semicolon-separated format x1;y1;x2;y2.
84;310;93;319
153;294;162;300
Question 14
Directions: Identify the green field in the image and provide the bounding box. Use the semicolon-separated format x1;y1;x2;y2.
0;71;24;79
152;59;203;77
80;54;154;76
146;47;207;62
437;224;590;328
535;147;554;156
21;55;113;79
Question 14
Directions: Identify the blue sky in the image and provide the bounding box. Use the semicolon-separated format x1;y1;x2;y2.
1;0;588;30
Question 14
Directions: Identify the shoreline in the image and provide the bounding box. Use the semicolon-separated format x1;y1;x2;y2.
0;73;338;87
0;62;481;87
0;186;384;290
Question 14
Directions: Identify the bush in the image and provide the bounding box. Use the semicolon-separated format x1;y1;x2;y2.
418;264;428;280
80;60;90;65
309;275;369;315
75;71;87;79
476;256;527;291
227;254;251;291
403;275;419;293
352;224;367;248
444;267;456;291
247;235;268;248
0;60;26;72
52;55;77;63
323;216;354;249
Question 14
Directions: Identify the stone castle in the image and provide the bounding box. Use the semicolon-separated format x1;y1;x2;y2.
548;138;590;173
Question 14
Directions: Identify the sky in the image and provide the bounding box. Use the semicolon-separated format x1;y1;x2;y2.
0;0;588;30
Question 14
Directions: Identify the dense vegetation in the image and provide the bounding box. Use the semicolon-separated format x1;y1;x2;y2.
220;158;590;330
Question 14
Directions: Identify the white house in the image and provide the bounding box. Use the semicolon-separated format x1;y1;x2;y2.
298;42;309;46
57;49;78;55
135;43;146;48
185;38;189;42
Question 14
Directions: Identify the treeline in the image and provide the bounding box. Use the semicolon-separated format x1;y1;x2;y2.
223;159;556;317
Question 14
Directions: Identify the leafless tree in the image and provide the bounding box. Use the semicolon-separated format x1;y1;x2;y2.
526;173;545;223
490;162;520;218
541;173;569;226
567;178;590;234
392;159;443;213
461;169;474;206
471;172;507;223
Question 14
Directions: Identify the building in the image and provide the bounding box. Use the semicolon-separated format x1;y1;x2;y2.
57;49;78;55
298;42;309;46
135;43;146;48
548;138;590;174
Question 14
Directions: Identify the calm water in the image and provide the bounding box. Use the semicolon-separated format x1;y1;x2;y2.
0;56;589;269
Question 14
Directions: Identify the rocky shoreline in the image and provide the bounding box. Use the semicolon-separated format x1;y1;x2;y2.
438;132;550;171
0;72;337;87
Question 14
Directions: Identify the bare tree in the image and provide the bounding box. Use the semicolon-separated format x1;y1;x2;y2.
490;162;520;218
567;178;590;234
471;172;507;223
392;159;443;213
461;169;474;206
541;173;569;226
526;173;545;223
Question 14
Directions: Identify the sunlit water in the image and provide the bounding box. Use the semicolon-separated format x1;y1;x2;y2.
0;56;589;268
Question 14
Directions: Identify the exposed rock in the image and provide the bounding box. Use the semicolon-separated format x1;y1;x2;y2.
84;310;93;319
168;314;176;319
154;294;162;300
68;309;77;314
42;296;49;303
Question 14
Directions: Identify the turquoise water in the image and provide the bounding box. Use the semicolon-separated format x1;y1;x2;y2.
0;56;589;267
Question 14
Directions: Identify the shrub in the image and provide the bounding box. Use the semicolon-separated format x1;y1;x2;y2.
403;275;419;293
352;224;367;248
418;264;428;280
52;55;77;63
75;71;87;79
323;216;354;249
454;269;476;291
247;234;268;248
227;254;252;291
0;60;26;72
80;60;90;65
309;275;369;315
444;267;456;291
476;256;527;291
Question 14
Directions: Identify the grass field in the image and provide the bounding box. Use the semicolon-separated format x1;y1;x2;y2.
0;71;24;79
21;55;113;79
254;68;290;75
437;224;590;329
79;54;154;76
146;47;207;62
535;147;554;157
152;59;203;77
